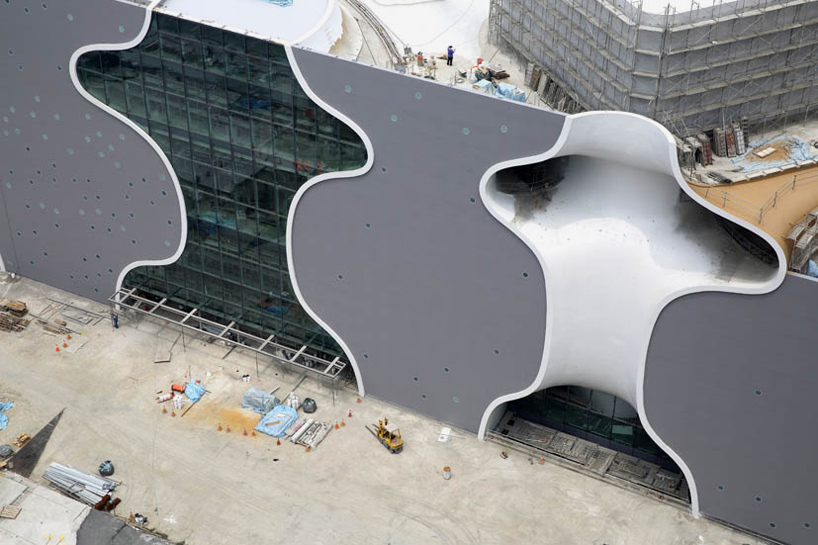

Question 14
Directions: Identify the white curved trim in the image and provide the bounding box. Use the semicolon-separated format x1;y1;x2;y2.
292;0;340;47
630;111;787;518
284;45;373;397
475;116;573;440
68;0;188;300
0;252;5;272
476;110;788;519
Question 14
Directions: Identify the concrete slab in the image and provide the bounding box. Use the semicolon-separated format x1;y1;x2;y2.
0;276;769;544
0;477;28;508
0;479;89;545
0;527;32;545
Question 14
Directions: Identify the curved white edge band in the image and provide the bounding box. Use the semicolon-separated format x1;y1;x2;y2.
635;111;786;518
0;252;6;272
293;0;340;48
68;0;188;304
476;110;788;519
284;45;372;398
475;117;571;442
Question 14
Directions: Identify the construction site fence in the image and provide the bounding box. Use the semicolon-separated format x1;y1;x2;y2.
700;170;818;225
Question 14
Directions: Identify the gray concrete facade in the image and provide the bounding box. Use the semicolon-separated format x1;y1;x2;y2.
645;272;818;545
0;0;183;303
491;0;818;135
289;48;565;433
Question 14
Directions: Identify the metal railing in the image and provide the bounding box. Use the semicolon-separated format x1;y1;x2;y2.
109;288;347;379
700;169;818;225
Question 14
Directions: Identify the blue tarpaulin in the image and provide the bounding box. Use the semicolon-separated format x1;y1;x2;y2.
730;136;818;173
263;0;293;6
496;82;526;102
255;405;298;438
0;401;15;431
185;381;206;403
472;79;494;95
808;260;818;278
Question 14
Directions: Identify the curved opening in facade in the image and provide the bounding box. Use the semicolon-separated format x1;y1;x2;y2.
76;12;366;387
492;386;690;503
489;154;779;286
481;142;782;505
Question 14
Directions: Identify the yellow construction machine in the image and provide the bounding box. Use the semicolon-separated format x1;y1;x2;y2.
366;418;404;454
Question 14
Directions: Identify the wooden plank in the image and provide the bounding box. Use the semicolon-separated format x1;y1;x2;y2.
0;505;22;519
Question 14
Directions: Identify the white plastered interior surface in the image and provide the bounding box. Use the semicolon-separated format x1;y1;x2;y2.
159;0;342;52
479;111;787;516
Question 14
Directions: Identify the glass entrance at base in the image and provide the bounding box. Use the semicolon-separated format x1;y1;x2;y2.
76;13;367;360
508;386;680;471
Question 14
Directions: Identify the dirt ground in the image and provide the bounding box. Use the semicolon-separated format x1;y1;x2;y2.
0;276;768;545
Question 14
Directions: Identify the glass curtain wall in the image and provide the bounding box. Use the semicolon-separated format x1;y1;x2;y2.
509;386;680;470
77;13;366;359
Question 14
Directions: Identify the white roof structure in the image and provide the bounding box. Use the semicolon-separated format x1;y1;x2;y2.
159;0;343;51
358;0;489;65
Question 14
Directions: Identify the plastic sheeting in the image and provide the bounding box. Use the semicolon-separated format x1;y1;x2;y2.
263;0;293;6
731;136;818;173
242;388;279;414
0;401;15;431
471;79;494;95
185;381;206;403
496;82;526;102
808;260;818;278
255;405;298;438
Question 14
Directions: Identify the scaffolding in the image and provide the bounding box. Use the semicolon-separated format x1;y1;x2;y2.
110;287;347;379
490;0;818;137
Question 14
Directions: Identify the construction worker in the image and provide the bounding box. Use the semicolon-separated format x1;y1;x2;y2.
447;45;455;66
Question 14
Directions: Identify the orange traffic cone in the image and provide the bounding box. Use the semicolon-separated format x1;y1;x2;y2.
251;430;256;437
348;410;353;418
55;346;60;353
217;423;222;431
162;407;167;414
226;426;231;433
243;428;248;436
356;397;361;403
538;457;545;465
276;438;281;446
63;342;68;348
334;421;339;430
66;334;71;340
305;446;311;452
341;419;346;427
171;411;176;417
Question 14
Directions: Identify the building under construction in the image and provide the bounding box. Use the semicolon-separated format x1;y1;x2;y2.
490;0;818;137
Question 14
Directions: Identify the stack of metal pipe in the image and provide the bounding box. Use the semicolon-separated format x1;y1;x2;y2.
292;421;332;450
43;462;118;505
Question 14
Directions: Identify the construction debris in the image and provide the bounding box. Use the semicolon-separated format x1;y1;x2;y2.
0;300;27;317
0;311;29;332
12;433;29;448
0;505;22;519
290;419;332;450
43;462;118;506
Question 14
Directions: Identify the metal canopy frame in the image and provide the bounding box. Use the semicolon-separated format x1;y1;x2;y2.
109;288;347;378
